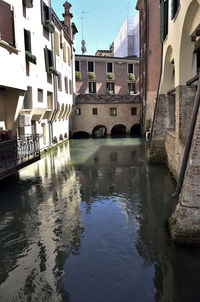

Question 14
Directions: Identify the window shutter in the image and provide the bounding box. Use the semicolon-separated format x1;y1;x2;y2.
68;46;71;65
48;49;54;67
63;42;67;62
44;47;49;72
0;0;15;46
24;30;32;52
160;0;165;42
164;0;169;38
46;6;51;21
41;0;44;24
55;32;59;55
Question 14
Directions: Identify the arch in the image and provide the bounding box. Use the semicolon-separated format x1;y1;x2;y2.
179;0;200;84
92;125;107;138
73;131;90;139
160;45;175;94
111;124;126;137
130;124;141;137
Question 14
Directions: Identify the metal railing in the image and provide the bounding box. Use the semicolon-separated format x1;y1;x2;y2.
0;134;40;170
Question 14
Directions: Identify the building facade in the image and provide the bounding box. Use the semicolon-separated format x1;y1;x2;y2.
71;54;141;137
0;0;77;150
149;0;200;244
136;0;162;131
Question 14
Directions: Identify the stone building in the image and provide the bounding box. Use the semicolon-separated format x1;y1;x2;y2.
71;54;141;137
0;0;77;149
149;0;200;244
136;0;162;131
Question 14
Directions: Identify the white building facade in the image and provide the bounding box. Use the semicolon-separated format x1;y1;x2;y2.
0;0;77;149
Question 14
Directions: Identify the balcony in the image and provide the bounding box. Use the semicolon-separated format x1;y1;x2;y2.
0;135;40;180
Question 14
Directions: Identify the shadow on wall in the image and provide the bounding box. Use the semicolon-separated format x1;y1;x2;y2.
72;131;90;139
111;124;126;138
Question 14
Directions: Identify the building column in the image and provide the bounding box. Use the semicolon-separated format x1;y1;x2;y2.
169;107;200;244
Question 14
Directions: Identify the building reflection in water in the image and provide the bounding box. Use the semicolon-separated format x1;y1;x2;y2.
0;138;200;301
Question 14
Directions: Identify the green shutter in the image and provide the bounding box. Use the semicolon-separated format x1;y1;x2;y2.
164;0;168;38
44;47;49;72
48;49;54;67
41;0;44;24
46;6;51;21
24;30;31;52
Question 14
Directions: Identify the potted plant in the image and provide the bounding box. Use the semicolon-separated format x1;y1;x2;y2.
129;73;135;81
25;51;37;64
107;72;115;80
88;72;96;80
44;20;55;33
76;71;82;80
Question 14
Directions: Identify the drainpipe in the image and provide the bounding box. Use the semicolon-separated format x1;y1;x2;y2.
173;75;200;198
143;0;148;128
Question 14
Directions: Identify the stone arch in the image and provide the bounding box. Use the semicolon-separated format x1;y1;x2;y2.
73;131;90;139
111;124;126;137
130;124;141;137
160;45;175;94
92;125;107;138
179;0;200;85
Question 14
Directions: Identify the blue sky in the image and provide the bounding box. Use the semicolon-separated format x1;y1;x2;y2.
51;0;138;55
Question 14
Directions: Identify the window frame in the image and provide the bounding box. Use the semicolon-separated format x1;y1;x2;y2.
87;61;95;73
92;108;98;115
128;63;134;74
131;107;137;116
88;81;96;94
107;62;113;73
75;60;81;72
110;107;117;116
106;82;115;94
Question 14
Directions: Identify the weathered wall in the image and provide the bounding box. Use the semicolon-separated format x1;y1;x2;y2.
71;94;142;135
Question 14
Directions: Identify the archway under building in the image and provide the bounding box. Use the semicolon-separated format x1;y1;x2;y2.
92;125;107;138
130;124;141;137
73;131;90;139
111;124;126;138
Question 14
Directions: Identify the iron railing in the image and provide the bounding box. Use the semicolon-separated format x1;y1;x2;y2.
0;134;40;170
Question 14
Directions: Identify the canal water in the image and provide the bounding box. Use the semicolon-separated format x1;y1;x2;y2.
0;138;200;302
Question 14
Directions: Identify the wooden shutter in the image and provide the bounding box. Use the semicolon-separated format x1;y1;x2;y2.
48;49;54;67
41;0;44;24
63;42;67;62
68;46;71;65
24;29;32;52
55;32;59;55
46;6;51;21
44;47;49;72
65;77;68;93
0;0;15;46
164;0;169;38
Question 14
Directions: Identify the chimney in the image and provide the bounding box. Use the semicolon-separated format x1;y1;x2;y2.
63;1;73;38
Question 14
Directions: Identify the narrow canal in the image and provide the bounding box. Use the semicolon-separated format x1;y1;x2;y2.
0;138;200;302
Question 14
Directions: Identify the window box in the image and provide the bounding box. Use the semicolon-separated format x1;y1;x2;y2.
49;66;59;76
108;91;114;94
76;71;82;80
107;73;115;80
44;20;55;33
129;73;135;81
25;51;37;64
88;72;96;80
23;0;33;8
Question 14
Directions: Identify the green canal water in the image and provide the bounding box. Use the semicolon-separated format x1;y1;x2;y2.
0;138;200;301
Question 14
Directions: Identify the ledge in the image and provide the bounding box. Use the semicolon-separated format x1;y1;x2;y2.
0;40;19;54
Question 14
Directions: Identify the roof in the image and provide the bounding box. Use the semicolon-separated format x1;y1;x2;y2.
75;54;140;63
75;94;141;104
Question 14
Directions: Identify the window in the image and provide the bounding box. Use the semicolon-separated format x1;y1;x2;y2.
197;51;200;72
107;82;115;93
47;91;53;109
23;87;32;109
110;108;117;116
69;79;72;94
44;47;58;75
58;73;62;91
107;62;113;73
75;108;81;115
75;60;80;71
23;0;33;8
65;76;69;93
38;89;43;102
24;29;37;64
131;107;137;115
171;0;180;20
88;82;96;93
0;0;15;46
88;61;94;72
92;108;97;115
41;0;55;33
128;64;133;74
128;83;136;94
160;0;168;42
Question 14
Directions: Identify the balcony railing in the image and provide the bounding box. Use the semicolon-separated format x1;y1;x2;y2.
0;135;40;178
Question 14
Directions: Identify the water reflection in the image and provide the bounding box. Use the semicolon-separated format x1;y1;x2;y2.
0;138;200;301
